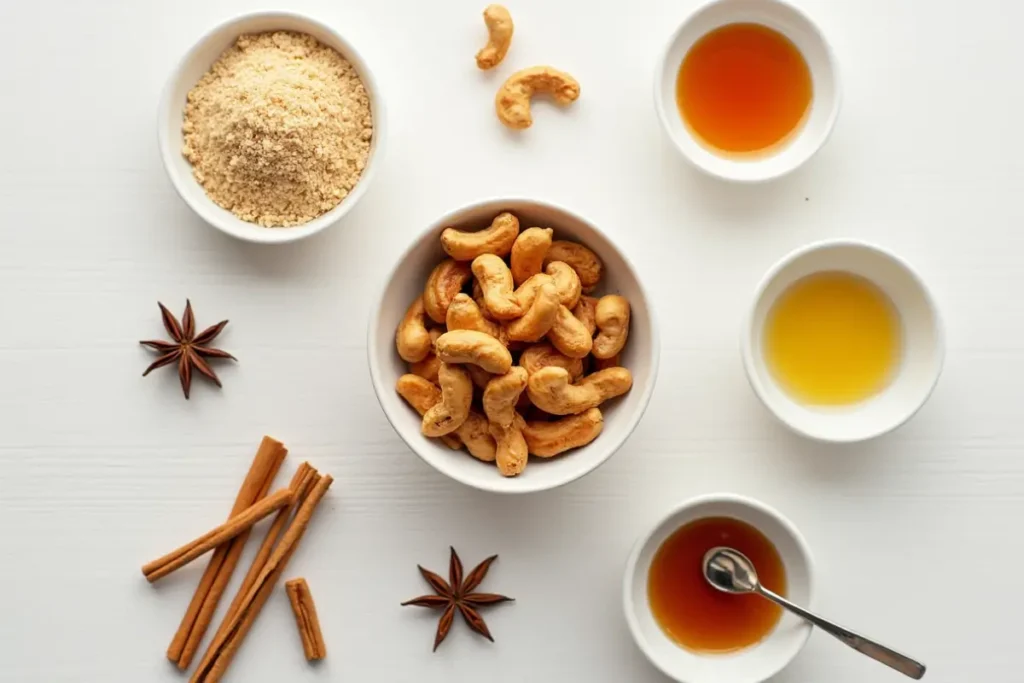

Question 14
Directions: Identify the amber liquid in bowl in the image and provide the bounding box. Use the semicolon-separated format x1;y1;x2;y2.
648;517;786;653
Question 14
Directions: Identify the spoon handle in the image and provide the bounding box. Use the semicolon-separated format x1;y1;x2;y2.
758;588;926;679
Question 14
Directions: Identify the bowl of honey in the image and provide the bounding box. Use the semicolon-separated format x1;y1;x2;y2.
623;493;813;683
654;0;840;182
743;240;944;442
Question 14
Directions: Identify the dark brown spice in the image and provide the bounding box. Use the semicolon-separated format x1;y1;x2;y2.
401;547;513;651
140;300;236;399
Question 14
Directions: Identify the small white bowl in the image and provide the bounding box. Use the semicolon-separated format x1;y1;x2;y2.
742;240;944;442
623;493;814;683
654;0;840;182
367;198;659;494
158;11;386;244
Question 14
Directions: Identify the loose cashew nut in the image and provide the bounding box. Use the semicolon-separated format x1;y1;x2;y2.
519;342;584;380
456;411;498;462
423;259;472;323
514;272;554;307
495;66;581;130
434;330;513;374
472;254;523;320
547;305;593;359
571;295;599;336
472;279;495;321
545;261;582;309
422;363;473;437
523;408;604;457
446;293;504;341
490;412;529;476
408;329;443;384
592;295;631;359
526;366;633;415
483;366;528;427
544;241;603;291
441;212;520;261
506;282;559;342
396;296;432;363
476;4;514;70
395;374;462;449
510;227;553;285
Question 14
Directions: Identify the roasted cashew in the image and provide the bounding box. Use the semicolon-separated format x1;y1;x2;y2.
434;330;513;374
476;4;514;70
545;260;582;309
422;363;473;437
547;305;593;359
423;259;472;323
446;293;504;341
495;66;580;130
490;412;528;476
526;366;632;415
466;364;493;390
408;329;443;384
519;342;584;381
441;212;519;261
456;410;498;462
396;296;432;363
472;279;495;321
483;366;528;427
506;282;559;343
571;295;599;336
514;272;554;307
395;374;462;449
544;241;603;292
592;295;630;360
472;254;523;320
523;408;603;457
510;227;553;286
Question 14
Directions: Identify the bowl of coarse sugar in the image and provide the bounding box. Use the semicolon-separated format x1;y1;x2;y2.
159;11;385;244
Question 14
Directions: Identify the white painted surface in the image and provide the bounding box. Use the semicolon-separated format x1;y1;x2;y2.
0;0;1018;681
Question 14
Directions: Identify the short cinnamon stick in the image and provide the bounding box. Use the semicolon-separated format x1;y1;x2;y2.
170;437;288;669
285;578;326;661
142;487;294;583
192;474;333;683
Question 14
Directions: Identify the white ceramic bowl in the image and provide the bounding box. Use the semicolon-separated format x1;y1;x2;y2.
158;11;385;243
742;240;944;442
368;198;659;494
623;493;814;683
655;0;840;182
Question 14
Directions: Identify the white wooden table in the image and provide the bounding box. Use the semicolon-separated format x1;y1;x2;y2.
0;0;1017;681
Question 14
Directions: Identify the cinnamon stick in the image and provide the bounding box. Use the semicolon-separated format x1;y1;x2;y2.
142;488;294;583
192;474;333;683
169;437;288;669
285;578;327;661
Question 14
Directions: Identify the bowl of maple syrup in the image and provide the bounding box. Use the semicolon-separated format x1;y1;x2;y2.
623;493;813;683
655;0;840;182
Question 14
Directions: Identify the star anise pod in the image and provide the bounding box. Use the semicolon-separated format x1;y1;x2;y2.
140;300;236;399
401;547;513;651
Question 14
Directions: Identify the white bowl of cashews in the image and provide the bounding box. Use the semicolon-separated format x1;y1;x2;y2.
368;198;659;494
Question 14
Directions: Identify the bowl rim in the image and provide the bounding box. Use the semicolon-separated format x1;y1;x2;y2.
157;9;387;244
741;238;946;442
652;0;842;183
622;492;815;683
366;195;661;494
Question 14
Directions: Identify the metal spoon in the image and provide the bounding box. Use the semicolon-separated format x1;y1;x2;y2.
702;547;926;679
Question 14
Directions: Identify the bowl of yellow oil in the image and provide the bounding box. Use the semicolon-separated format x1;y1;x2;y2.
742;240;944;442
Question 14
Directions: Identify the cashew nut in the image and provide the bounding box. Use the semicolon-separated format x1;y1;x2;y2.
510;227;553;286
456;410;498;462
472;254;523;320
490;412;529;476
483;366;528;427
476;4;514;70
592;295;630;360
523;408;603;457
408;328;443;384
472;279;495;321
466;364;494;390
544;241;603;292
545;261;582;309
571;295;599;336
396;296;432;363
434;330;513;374
495;66;580;130
526;366;632;415
506;282;559;342
519;342;585;381
422;363;473;437
514;272;554;307
423;259;472;323
446;293;504;341
547;305;593;359
395;374;462;449
441;212;519;261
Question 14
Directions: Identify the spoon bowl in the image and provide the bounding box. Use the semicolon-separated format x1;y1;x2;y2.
704;547;760;594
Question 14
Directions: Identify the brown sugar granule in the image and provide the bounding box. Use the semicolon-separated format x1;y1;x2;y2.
182;31;373;228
